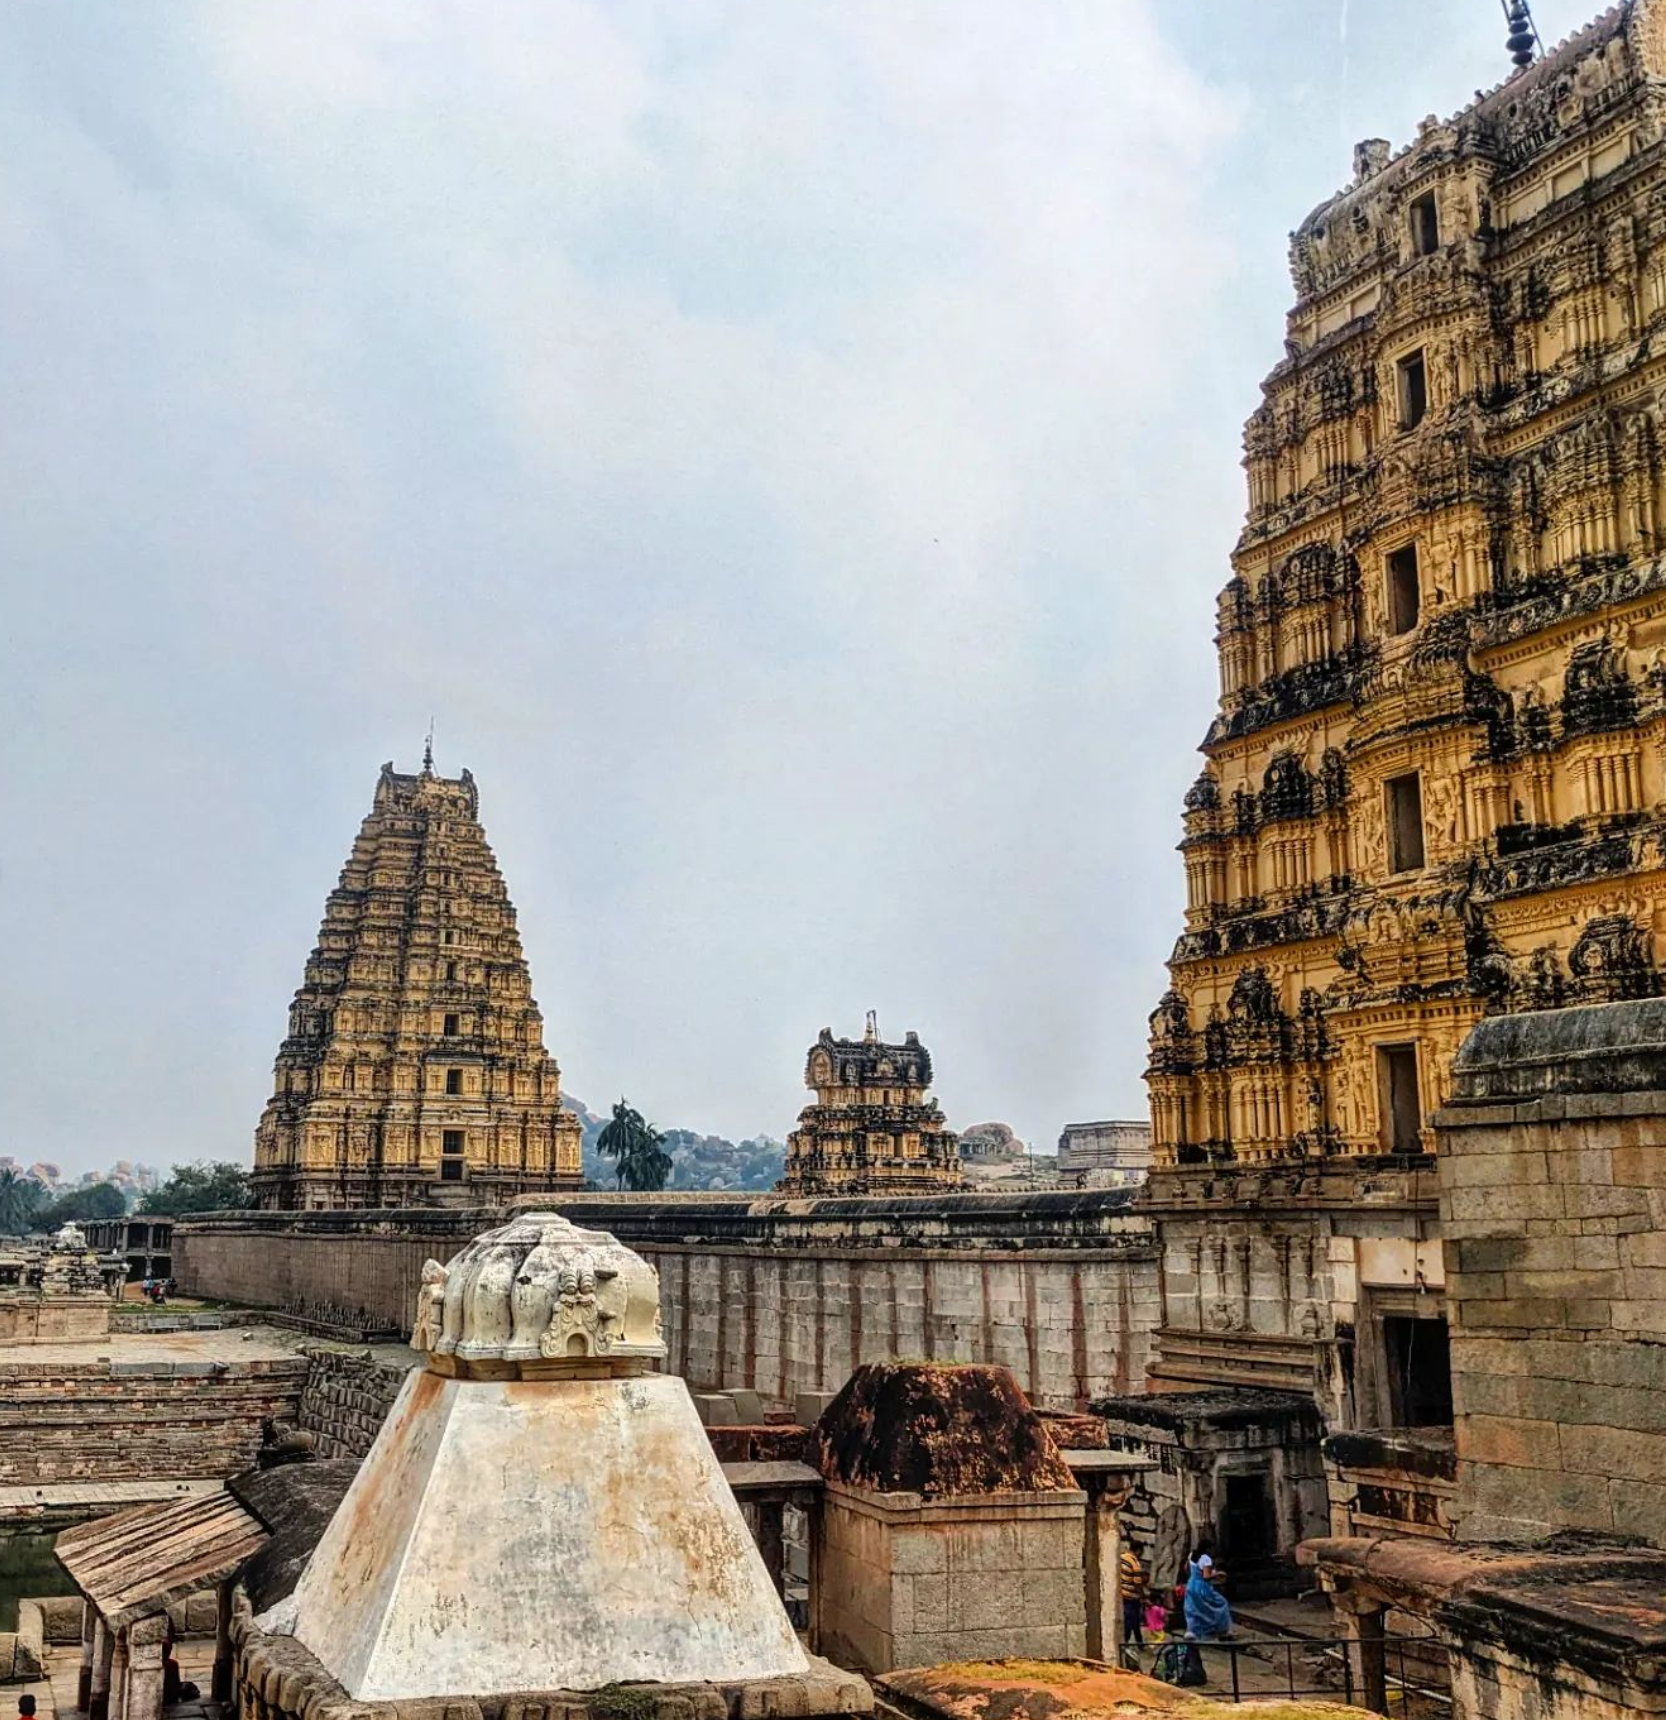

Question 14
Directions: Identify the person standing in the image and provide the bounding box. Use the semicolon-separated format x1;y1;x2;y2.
1119;1542;1149;1647
1184;1543;1234;1641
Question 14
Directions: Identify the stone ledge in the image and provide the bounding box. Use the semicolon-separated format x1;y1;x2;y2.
1448;998;1666;1106
235;1608;871;1720
822;1479;1087;1524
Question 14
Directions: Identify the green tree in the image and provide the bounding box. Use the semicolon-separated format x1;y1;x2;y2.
140;1160;255;1216
595;1099;673;1192
34;1180;128;1229
0;1168;46;1236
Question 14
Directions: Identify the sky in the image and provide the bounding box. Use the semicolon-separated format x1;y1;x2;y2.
0;1;1597;1172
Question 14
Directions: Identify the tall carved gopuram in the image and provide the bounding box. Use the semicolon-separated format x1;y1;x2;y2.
1097;4;1666;1587
780;1016;962;1196
252;755;582;1210
1149;2;1666;1172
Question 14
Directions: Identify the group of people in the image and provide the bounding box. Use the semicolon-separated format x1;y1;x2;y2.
1119;1539;1235;1687
138;1275;175;1304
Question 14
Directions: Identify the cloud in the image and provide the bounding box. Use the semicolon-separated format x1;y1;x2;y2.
0;0;1245;1167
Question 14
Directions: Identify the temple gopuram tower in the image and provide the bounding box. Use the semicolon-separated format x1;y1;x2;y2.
251;754;582;1210
1123;0;1666;1435
781;1015;962;1195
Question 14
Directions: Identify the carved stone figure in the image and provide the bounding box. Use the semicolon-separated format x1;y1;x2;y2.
506;1225;563;1359
411;1259;448;1351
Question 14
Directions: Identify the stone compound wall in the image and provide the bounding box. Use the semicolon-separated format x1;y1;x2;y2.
1436;999;1666;1548
0;1351;307;1487
295;1347;413;1462
176;1193;1160;1410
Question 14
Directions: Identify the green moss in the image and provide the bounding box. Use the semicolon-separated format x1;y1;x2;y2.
589;1685;665;1720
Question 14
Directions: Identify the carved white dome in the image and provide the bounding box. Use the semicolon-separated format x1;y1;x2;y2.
412;1210;664;1375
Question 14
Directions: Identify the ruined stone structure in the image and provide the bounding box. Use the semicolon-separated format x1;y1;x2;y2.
781;1018;961;1196
1056;1120;1153;1187
0;1331;307;1493
252;755;582;1210
0;1230;123;1345
812;1362;1091;1674
81;1218;172;1286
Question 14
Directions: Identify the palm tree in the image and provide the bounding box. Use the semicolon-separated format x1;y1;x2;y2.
596;1099;673;1192
0;1168;45;1237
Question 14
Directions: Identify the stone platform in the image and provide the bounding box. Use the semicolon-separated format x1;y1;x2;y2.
0;1328;307;1502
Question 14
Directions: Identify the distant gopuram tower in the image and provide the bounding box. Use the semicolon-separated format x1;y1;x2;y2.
780;1014;962;1196
251;754;583;1210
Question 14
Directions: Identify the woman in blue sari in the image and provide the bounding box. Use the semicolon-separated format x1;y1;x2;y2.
1183;1549;1234;1640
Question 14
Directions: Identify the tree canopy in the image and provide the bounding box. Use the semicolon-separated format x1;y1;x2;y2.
595;1099;673;1192
140;1160;254;1215
0;1168;46;1237
34;1180;129;1229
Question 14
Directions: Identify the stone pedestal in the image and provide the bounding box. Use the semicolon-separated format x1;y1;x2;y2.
275;1367;810;1698
816;1481;1088;1674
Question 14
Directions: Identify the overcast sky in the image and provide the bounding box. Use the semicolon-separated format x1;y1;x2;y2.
1;2;1595;1173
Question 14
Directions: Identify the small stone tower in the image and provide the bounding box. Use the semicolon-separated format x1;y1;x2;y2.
251;757;582;1209
780;1016;962;1196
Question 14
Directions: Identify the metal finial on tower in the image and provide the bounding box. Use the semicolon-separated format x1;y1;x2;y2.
1501;0;1541;69
422;718;435;776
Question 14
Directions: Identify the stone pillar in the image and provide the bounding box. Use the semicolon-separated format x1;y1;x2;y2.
109;1628;129;1720
122;1616;167;1720
88;1613;113;1720
1082;1490;1121;1662
754;1500;787;1599
77;1599;96;1711
1335;1603;1388;1715
211;1577;236;1702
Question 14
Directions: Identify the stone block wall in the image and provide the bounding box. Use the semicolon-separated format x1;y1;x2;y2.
295;1348;415;1462
177;1193;1161;1411
1436;1000;1666;1548
0;1296;112;1345
0;1351;307;1486
815;1481;1087;1674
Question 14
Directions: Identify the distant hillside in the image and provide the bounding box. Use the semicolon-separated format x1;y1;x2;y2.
563;1097;785;1192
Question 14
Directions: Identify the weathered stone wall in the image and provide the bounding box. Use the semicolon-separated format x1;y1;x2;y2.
0;1351;307;1486
176;1193;1160;1410
0;1296;112;1345
1437;999;1666;1548
295;1347;414;1462
1139;1162;1442;1428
